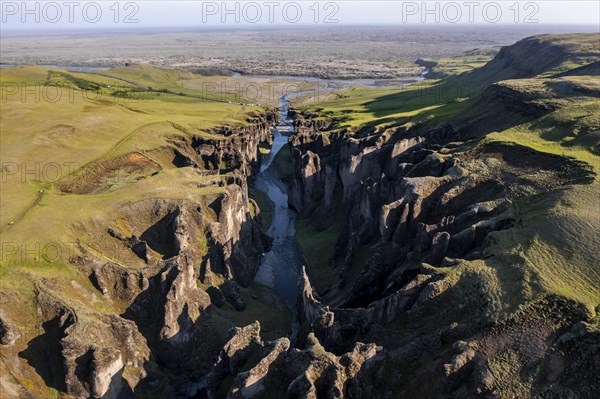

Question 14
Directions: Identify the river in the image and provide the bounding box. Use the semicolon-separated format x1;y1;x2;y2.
252;71;428;312
253;94;305;309
3;61;423;311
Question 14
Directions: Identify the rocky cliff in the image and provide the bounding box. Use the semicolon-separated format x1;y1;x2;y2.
2;34;598;399
282;112;597;398
0;109;284;398
206;34;600;398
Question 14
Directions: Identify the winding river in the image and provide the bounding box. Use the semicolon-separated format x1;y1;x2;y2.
3;62;425;312
253;95;305;309
252;72;428;312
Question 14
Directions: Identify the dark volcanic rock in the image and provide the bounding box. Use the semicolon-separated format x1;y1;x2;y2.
0;314;20;346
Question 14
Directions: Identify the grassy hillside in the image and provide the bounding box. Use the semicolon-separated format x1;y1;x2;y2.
0;65;289;398
293;33;600;313
0;66;255;229
300;33;599;129
95;64;323;106
420;47;500;78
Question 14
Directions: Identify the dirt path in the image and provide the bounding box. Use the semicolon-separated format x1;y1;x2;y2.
89;72;259;106
0;190;44;234
88;72;149;90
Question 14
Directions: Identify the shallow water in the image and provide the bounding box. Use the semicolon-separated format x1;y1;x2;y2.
0;64;111;71
253;97;304;308
238;69;429;89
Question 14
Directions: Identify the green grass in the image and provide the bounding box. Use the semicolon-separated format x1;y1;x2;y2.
295;79;478;130
295;215;342;296
0;66;261;236
479;178;600;315
486;100;600;162
269;144;294;185
292;36;600;315
425;48;499;78
291;48;503;128
216;282;291;340
100;64;322;106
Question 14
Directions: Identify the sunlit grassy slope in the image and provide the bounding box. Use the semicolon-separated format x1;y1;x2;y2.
0;65;291;397
100;64;322;106
0;66;264;311
0;66;263;288
0;66;258;229
424;47;500;78
293;33;600;312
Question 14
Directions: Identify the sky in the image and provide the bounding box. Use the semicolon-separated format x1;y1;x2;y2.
1;1;599;31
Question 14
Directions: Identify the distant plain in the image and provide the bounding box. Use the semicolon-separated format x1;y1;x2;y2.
3;25;598;79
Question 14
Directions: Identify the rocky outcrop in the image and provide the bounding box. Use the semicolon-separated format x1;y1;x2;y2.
0;314;20;346
110;134;273;387
22;287;150;399
209;321;381;398
284;334;381;399
297;267;343;348
287;113;593;310
3;109;280;398
207;321;290;397
229;338;290;398
296;265;449;353
212;321;264;378
171;110;277;176
283;61;597;396
206;177;271;287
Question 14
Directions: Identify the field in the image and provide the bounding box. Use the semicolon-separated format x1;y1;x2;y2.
2;25;596;79
93;64;324;106
0;66;252;231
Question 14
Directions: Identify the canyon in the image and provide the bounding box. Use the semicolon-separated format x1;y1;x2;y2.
0;33;599;399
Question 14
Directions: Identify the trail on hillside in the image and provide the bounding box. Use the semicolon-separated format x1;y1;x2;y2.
0;190;44;234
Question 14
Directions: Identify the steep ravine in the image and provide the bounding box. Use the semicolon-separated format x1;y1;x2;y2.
253;97;304;310
96;110;284;397
204;35;600;398
205;110;597;399
252;72;431;310
0;109;295;399
3;35;598;399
